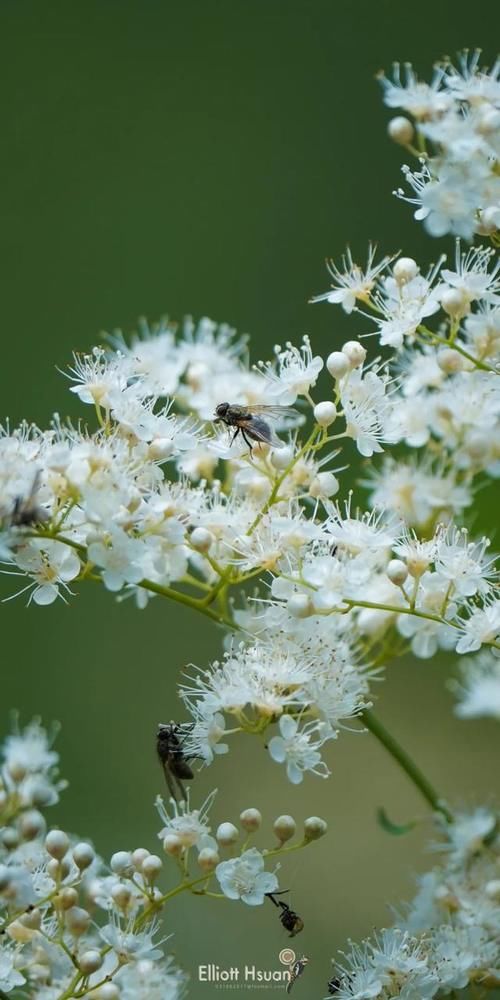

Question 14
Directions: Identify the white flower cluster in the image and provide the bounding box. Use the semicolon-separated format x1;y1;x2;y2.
380;52;500;240
0;719;325;998
329;808;500;998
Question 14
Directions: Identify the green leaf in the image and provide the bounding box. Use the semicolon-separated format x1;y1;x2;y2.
377;806;416;836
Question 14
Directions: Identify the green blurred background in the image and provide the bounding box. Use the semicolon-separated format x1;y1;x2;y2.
1;1;499;996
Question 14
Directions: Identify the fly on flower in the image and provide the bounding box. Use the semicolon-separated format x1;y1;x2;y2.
213;403;296;453
7;470;49;529
157;722;196;802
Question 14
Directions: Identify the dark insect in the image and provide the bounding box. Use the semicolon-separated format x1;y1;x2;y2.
156;722;196;802
286;955;309;994
213;402;296;454
266;890;304;937
8;471;49;528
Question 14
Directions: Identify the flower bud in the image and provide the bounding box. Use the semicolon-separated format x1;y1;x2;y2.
190;527;214;553
198;847;220;872
2;828;19;851
19;810;45;841
8;919;36;943
59;888;79;910
388;116;414;145
163;834;184;857
72;842;95;871
148;437;174;460
342;340;366;368
309;472;339;499
271;445;294;469
441;287;469;319
287;593;313;619
314;401;337;427
216;822;239;847
386;559;408;586
47;858;71;880
132;848;150;870
93;986;120;1000
240;808;262;832
141;854;163;880
393;257;418;283
111;883;132;909
273;815;296;843
478;205;500;234
437;348;465;374
65;906;91;935
79;950;103;975
45;830;69;860
304;816;328;841
326;351;349;380
110;851;133;875
20;907;42;930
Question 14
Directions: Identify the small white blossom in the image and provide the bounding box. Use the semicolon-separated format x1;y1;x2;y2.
215;847;278;905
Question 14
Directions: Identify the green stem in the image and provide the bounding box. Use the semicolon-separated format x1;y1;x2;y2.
361;708;453;822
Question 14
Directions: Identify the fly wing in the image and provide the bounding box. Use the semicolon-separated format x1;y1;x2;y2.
245;404;298;419
245;416;283;448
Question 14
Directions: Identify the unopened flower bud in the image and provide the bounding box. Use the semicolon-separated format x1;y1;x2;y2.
163;834;183;857
393;257;418;283
132;848;150;870
240;808;262;832
94;985;120;1000
45;830;69;860
59;888;79;910
141;854;163;880
72;842;95;870
478;205;500;234
216;822;239;847
388;116;414;145
342;340;366;368
148;437;174;460
326;351;349;380
47;857;71;880
441;287;469;319
190;527;214;553
8;919;36;943
314;401;337;427
110;851;133;875
386;559;408;586
65;906;91;935
271;445;294;469
2;828;19;850
79;950;103;975
20;907;42;930
309;472;339;499
19;810;45;841
287;593;313;619
304;816;328;841
273;815;296;843
111;883;132;909
437;348;465;374
198;847;220;872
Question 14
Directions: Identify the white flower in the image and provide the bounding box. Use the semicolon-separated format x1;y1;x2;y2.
433;526;496;598
267;715;330;784
438;807;497;864
182;709;229;765
117;957;187;1000
0;943;26;992
100;914;165;963
155;790;217;849
88;528;147;591
340;365;397;457
311;245;392;313
6;539;81;605
455;598;500;654
215;847;278;905
453;651;500;719
2;718;59;777
256;336;323;404
441;243;500;308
